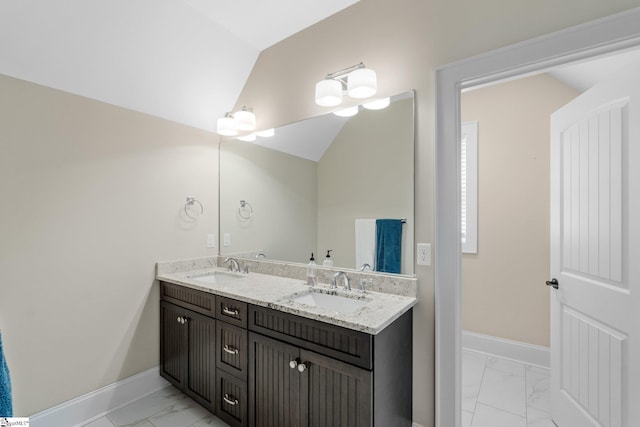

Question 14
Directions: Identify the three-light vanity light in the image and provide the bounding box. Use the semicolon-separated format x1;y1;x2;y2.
315;62;390;118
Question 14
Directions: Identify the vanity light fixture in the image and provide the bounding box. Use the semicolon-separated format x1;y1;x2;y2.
216;106;257;136
234;106;256;131
315;62;377;107
362;97;391;110
333;105;359;117
216;112;238;136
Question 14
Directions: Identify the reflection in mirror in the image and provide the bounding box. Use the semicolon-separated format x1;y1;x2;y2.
219;91;414;275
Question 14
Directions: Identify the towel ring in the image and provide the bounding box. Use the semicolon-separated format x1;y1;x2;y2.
185;197;204;220
238;200;253;220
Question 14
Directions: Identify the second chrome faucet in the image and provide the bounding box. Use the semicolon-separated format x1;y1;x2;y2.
331;271;350;291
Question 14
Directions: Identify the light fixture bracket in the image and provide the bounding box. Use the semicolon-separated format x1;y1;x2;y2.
324;62;365;89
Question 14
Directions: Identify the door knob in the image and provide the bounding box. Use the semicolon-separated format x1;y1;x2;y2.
546;278;559;289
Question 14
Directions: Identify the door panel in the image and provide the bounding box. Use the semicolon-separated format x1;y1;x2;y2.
160;301;186;388
550;58;640;427
249;332;301;427
300;349;372;427
185;310;216;411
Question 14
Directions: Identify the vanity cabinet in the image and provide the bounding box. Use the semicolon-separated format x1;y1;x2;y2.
160;281;413;427
249;332;372;427
248;304;412;427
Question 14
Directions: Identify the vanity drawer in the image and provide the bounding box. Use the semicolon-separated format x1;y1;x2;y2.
248;304;373;370
160;281;216;317
216;369;247;427
217;296;247;328
217;321;248;379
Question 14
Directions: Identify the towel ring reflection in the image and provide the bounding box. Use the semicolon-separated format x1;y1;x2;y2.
185;197;204;220
238;200;253;220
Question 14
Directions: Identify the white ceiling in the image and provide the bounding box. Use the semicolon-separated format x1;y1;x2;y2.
0;0;357;132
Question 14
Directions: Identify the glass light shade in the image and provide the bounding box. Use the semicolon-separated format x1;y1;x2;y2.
347;68;377;99
234;108;256;131
237;133;257;142
315;79;343;106
362;97;390;110
217;116;238;136
333;105;359;117
256;128;275;137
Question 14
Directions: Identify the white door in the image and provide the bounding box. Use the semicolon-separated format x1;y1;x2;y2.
550;59;640;427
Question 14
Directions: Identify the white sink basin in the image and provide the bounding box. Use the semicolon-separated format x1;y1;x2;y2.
290;290;367;313
188;271;243;284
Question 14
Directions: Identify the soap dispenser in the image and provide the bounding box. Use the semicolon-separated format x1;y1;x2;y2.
322;250;334;267
306;253;317;287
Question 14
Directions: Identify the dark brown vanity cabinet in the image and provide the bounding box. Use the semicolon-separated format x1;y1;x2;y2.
160;281;413;427
249;332;372;427
248;305;412;427
160;282;249;425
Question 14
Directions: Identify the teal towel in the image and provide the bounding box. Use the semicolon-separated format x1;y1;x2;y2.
0;330;12;417
375;219;403;274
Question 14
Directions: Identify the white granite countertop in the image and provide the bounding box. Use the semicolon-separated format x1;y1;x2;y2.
157;267;417;335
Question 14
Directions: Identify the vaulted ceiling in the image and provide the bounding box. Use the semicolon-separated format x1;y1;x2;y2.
0;0;358;132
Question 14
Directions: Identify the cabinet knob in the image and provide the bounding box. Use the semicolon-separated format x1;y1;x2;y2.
297;363;307;373
176;316;182;324
289;359;298;369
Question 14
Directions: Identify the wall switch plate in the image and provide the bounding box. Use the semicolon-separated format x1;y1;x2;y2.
417;243;432;266
207;233;216;248
223;233;231;247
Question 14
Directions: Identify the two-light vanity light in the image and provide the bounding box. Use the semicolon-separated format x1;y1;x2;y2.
315;62;390;118
216;107;275;140
216;106;255;136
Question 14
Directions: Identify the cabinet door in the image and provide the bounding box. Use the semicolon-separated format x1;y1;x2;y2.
184;309;216;412
249;332;301;427
160;301;187;388
300;349;372;427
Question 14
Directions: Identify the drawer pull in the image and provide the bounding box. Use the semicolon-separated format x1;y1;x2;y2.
223;344;239;355
223;394;239;406
222;307;239;317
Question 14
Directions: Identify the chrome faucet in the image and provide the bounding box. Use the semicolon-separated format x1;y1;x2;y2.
224;257;240;272
331;271;350;291
359;263;372;272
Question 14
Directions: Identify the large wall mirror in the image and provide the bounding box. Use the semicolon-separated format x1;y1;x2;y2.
219;91;415;275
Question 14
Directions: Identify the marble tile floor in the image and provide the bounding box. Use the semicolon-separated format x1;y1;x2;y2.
462;348;556;427
82;386;229;427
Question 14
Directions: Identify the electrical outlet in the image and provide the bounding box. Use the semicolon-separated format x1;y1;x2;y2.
206;233;216;248
417;243;431;266
223;233;231;247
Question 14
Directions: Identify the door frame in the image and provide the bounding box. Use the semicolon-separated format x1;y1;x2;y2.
434;7;640;427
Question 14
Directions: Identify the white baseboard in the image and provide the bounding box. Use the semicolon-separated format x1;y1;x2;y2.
412;423;426;427
30;366;170;427
462;331;550;368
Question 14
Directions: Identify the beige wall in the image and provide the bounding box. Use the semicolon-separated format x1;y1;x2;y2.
317;98;414;273
461;75;579;347
234;1;640;425
219;140;317;263
0;74;219;415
